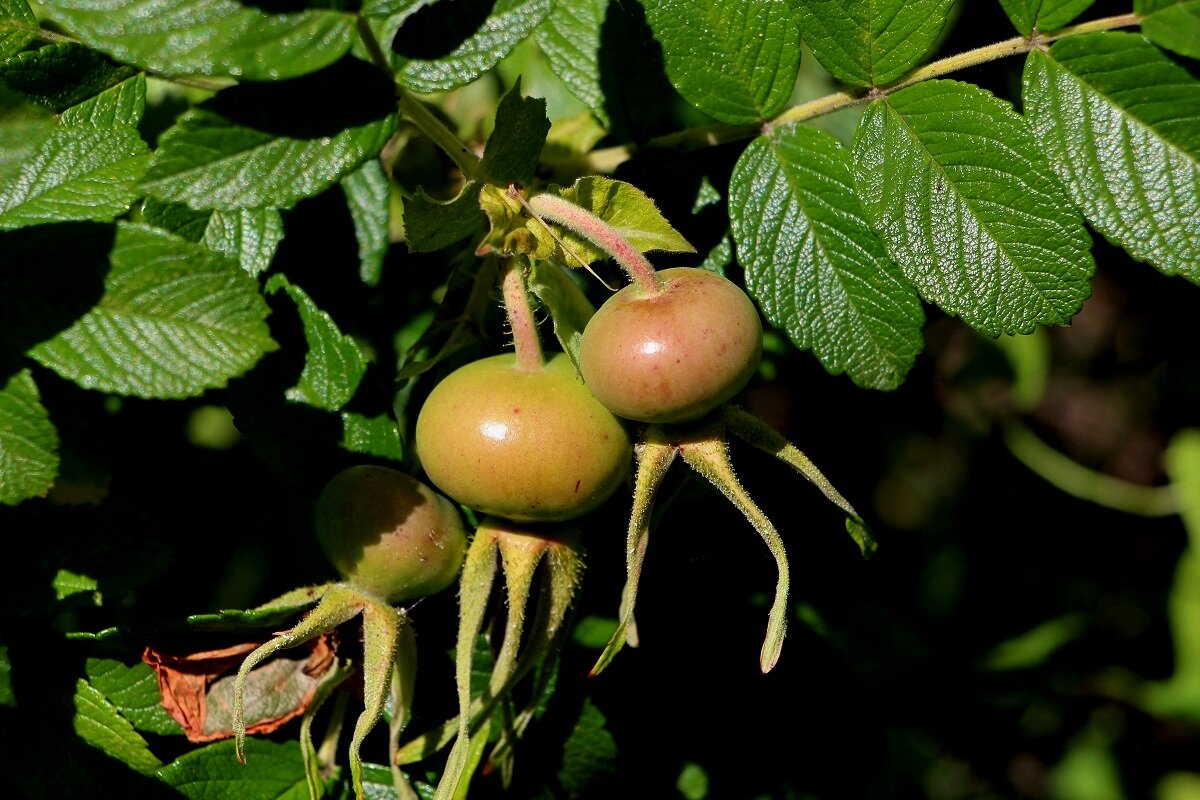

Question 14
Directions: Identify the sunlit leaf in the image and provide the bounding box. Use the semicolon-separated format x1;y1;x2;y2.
1023;33;1200;283
39;0;356;80
853;80;1094;336
31;223;277;398
796;0;954;86
645;0;801;123
0;369;58;506
730;125;923;389
265;274;368;412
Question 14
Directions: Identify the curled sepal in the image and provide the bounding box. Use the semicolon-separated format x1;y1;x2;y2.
234;584;366;764
592;428;678;676
299;660;355;800
434;529;501;800
724;406;875;558
487;536;583;776
678;422;790;673
389;625;419;800
348;600;408;800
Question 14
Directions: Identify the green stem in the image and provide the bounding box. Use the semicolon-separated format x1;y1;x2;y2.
579;12;1141;172
1003;422;1179;517
500;259;544;371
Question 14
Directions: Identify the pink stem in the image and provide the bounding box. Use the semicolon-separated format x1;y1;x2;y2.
527;193;663;295
501;260;544;371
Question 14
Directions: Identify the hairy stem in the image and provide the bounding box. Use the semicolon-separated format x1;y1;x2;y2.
527;193;663;295
579;12;1142;172
500;260;544;371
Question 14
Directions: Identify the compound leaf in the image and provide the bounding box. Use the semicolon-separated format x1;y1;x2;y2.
852;79;1094;337
1138;0;1200;59
0;0;37;60
1023;33;1199;283
0;124;149;229
202;208;285;278
38;0;356;80
796;0;955;87
341;160;391;286
60;74;146;129
644;0;800;123
535;0;608;125
481;80;550;186
396;0;552;93
158;738;307;800
998;0;1096;36
265;274;367;412
73;678;162;776
142;61;397;211
31;222;278;398
730;125;924;390
0;369;58;506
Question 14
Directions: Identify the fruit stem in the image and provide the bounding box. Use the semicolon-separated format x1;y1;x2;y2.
527;193;664;296
500;259;544;371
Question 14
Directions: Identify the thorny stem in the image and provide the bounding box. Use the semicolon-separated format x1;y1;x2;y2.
579;12;1142;172
500;259;544;371
527;193;664;295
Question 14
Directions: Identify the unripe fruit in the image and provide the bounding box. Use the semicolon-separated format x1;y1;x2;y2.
414;353;631;522
316;465;467;603
579;267;762;423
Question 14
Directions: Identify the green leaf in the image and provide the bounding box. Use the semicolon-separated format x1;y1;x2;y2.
0;42;136;113
1138;0;1200;58
396;0;553;93
140;197;210;242
86;658;181;736
1023;33;1200;282
0;124;149;229
266;274;367;411
852;79;1094;337
158;738;308;800
557;698;616;794
481;80;550;186
39;0;356;80
202;208;285;277
0;645;12;707
342;160;391;286
730;126;923;390
795;0;954;87
73;678;162;776
53;568;100;602
31;222;278;398
998;0;1096;35
0;0;37;61
341;411;403;461
60;74;146;129
0;106;55;187
142;61;398;211
0;369;58;506
403;182;483;254
644;0;800;123
554;176;694;265
535;0;609;125
527;259;595;369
